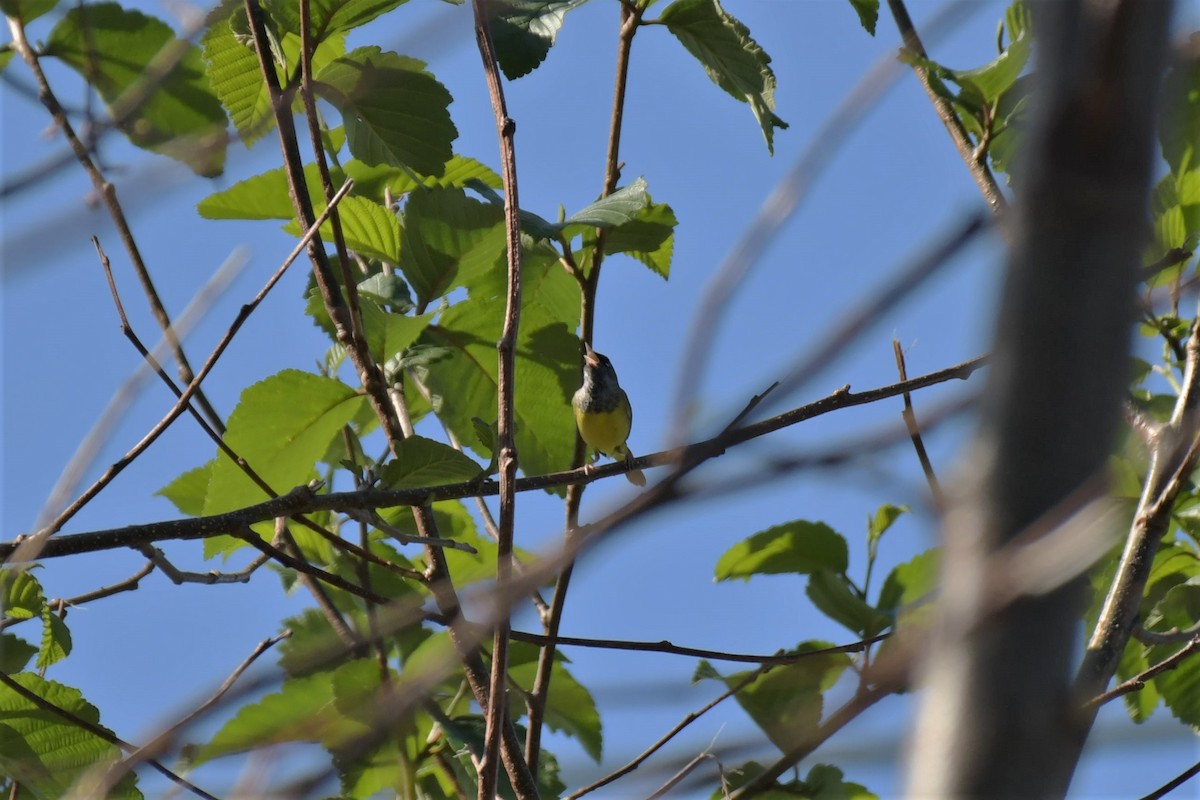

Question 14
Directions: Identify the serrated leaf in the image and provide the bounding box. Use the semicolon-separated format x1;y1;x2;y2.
1;569;44;620
0;674;141;799
359;302;431;367
36;607;71;669
198;666;368;761
45;2;228;175
602;198;676;278
846;0;878;35
1151;638;1200;729
807;569;888;637
697;642;850;752
0;634;38;673
0;0;57;23
490;0;589;80
201;370;366;530
202;11;345;148
398;187;504;306
379;435;482;488
472;417;498;457
284;194;403;263
345;154;502;202
661;0;787;153
317;46;456;176
715;521;849;581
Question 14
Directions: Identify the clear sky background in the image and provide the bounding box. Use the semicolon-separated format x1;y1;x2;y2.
3;0;1198;797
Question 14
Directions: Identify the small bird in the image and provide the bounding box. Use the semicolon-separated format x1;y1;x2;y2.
572;342;646;486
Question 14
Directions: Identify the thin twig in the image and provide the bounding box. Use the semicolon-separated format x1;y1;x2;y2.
1085;636;1200;710
565;666;768;799
35;247;247;532
893;339;944;509
885;0;1008;219
90;631;290;795
468;0;528;795
529;3;644;776
1138;760;1200;800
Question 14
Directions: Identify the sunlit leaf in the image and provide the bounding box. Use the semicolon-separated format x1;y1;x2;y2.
0;674;141;799
661;0;788;153
379;435;483;488
715;521;849;580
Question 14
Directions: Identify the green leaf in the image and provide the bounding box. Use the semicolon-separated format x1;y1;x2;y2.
201;370;366;529
1151;638;1200;729
345;154;502;202
398;188;505;307
283;194;403;263
1159;43;1200;177
661;0;788;154
156;461;215;516
0;47;13;75
509;642;602;761
0;674;141;799
202;10;346;148
602;198;677;278
199;163;347;221
465;179;561;241
199;665;372;761
490;0;589;80
1115;639;1159;723
268;0;410;39
877;548;939;618
807;569;889;637
697;642;850;752
845;0;878;35
317;46;457;176
953;33;1032;106
1145;576;1200;633
715;521;848;581
359;302;430;365
357;272;414;311
800;763;878;799
562;177;650;230
419;297;579;480
867;503;909;552
36;607;71;669
0;0;56;23
1;569;44;620
0;634;37;673
379;435;483;488
45;3;229;175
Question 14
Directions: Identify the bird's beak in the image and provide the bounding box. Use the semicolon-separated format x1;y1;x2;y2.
582;341;601;367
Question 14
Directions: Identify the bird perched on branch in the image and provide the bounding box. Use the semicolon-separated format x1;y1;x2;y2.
573;342;646;486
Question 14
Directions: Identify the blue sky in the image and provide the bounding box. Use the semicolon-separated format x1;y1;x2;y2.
3;0;1198;796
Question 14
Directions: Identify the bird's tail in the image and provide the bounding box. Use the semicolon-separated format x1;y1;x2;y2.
622;448;647;487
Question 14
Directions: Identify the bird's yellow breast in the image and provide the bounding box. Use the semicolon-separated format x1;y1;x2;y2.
574;398;632;458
